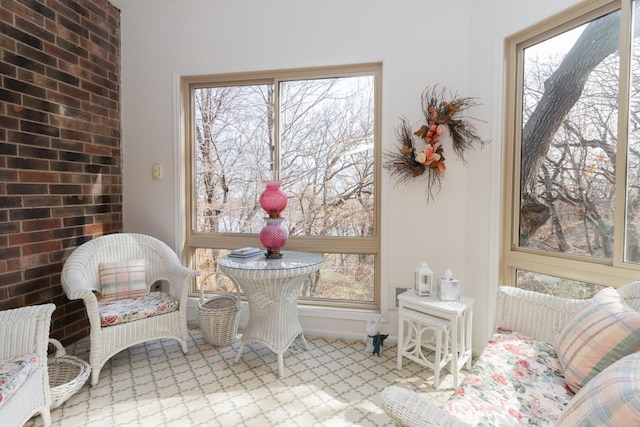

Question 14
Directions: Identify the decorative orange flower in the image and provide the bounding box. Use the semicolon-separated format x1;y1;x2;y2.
423;124;441;143
423;142;441;165
423;142;446;173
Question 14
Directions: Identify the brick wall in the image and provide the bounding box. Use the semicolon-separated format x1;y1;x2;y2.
0;0;121;345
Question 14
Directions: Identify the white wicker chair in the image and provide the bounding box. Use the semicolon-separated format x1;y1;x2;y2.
61;233;199;386
0;304;55;427
380;282;640;427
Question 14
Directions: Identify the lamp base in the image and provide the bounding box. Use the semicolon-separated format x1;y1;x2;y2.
265;250;283;259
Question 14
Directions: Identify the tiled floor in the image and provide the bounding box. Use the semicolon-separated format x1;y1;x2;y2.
27;324;464;426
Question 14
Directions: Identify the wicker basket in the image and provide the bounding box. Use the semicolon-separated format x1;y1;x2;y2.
48;338;91;409
198;272;241;347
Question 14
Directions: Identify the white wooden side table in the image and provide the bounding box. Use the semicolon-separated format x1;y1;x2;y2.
397;290;473;388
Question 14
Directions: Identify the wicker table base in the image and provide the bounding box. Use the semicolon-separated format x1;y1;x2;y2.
219;251;323;379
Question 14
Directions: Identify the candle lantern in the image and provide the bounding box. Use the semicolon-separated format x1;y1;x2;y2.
414;262;434;296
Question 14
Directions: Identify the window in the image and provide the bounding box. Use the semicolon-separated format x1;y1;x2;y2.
181;64;381;309
502;0;640;297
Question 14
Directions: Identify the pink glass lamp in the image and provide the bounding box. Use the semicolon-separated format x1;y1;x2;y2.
259;180;288;217
259;218;289;258
259;180;288;258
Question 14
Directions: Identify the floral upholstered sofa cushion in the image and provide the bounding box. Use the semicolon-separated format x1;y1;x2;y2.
98;292;179;327
0;354;37;408
443;328;574;426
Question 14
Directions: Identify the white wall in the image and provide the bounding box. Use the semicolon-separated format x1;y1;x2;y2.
112;0;582;352
463;0;583;348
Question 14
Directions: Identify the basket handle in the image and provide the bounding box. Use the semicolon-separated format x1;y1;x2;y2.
49;338;66;358
200;272;241;307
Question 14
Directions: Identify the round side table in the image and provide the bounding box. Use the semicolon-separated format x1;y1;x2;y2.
218;251;323;378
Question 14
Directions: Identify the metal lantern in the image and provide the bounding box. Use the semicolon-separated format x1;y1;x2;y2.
414;262;434;296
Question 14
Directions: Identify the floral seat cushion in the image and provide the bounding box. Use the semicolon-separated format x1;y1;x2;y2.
0;354;37;409
443;328;573;426
99;291;179;327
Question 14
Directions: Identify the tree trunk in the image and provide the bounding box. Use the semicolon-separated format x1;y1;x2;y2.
519;11;620;244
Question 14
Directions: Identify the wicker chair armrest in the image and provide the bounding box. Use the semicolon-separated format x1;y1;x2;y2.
77;291;104;332
0;304;55;365
60;269;102;332
166;263;199;279
64;286;97;303
163;265;199;302
61;257;99;299
494;286;588;345
380;386;468;427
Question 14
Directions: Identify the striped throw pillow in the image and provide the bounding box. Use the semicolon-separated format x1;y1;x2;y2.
556;353;640;426
556;287;640;393
99;259;148;302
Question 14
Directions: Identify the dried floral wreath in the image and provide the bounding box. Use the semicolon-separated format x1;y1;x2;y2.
384;86;487;201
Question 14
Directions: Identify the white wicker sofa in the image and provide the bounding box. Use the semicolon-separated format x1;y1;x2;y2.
381;282;640;426
0;304;55;427
61;233;199;386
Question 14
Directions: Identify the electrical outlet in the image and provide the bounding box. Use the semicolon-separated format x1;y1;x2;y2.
388;285;409;309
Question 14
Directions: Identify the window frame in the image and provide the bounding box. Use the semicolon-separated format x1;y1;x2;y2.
180;63;382;310
501;0;640;288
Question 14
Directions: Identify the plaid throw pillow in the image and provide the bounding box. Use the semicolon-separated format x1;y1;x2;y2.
556;353;640;426
99;259;148;302
556;287;640;393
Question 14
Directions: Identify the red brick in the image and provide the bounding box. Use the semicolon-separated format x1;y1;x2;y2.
23;195;62;207
7;253;49;272
9;230;53;245
83;142;112;156
59;173;91;184
22;239;61;255
0;296;25;311
0;270;21;285
65;317;91;335
0;7;14;25
0;166;13;181
60;325;89;347
24;287;57;304
84;223;104;235
23;218;62;231
18;170;59;183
